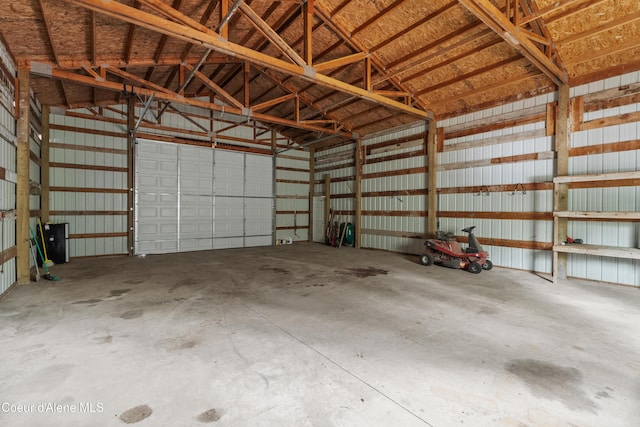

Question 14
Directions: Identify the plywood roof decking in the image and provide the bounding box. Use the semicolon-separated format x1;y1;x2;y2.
1;0;639;149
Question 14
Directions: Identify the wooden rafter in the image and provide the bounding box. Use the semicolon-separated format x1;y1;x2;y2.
303;0;314;65
238;2;306;66
557;10;640;46
63;0;431;119
105;66;174;94
519;0;598;26
38;0;60;65
457;0;568;85
351;0;405;37
124;1;141;64
183;63;243;109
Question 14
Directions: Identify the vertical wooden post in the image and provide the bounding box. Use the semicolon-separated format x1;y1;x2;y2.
272;130;277;245
308;147;315;242
554;83;570;281
41;105;50;223
303;0;314;66
16;66;30;285
354;137;362;248
324;173;330;228
427;119;438;237
127;95;135;256
220;0;229;40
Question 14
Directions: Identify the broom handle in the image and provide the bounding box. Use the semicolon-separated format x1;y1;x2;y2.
37;218;50;261
29;227;51;274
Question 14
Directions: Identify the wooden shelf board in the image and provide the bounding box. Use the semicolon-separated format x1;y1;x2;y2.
553;244;640;259
554;211;640;219
553;171;640;184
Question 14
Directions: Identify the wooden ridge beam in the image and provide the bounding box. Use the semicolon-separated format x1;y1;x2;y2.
63;0;431;120
457;0;567;86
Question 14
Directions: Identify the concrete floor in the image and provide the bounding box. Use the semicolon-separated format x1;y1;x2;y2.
0;243;638;427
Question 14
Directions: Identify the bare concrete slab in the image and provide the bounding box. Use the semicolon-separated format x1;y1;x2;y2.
1;243;638;426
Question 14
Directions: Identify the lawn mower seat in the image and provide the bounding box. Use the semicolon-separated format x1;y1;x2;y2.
436;231;456;241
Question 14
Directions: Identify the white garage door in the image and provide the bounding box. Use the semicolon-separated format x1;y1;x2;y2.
135;139;273;255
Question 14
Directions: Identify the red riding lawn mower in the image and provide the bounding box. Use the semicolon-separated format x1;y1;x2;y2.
419;226;492;274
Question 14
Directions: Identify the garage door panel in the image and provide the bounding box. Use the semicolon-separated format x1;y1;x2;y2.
245;197;272;236
245;154;273;197
136;141;272;255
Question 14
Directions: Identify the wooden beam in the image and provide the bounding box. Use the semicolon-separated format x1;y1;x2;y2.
457;0;567;85
308;147;315;243
427;121;437;237
252;93;296;112
16;67;30;285
31;63;351;136
324;173;330;232
553;83;570;282
238;2;306;66
105;66;174;94
314;53;367;73
183;63;244;109
354;137;362;248
304;0;314;65
64;0;432;120
41;105;50;223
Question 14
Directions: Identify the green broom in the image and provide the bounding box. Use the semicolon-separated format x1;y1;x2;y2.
29;227;60;281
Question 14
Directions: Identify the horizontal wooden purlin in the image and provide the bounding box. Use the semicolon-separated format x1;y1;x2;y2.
314;52;367;73
315;162;355;173
313;176;356;185
50;210;128;216
554;211;640;221
578;111;640;132
363;166;427;180
582;82;640;105
30;210;42;218
438;151;555;171
0;245;17;265
50;124;127;141
444;104;548;135
62;0;433;120
32;64;350;137
331;192;356;199
369;139;424;155
366;134;423;154
49;142;128;155
276;179;308;184
570;139;640;157
69;232;128;239
363;189;427;198
49;162;128;173
365;149;424;165
276;166;309;173
363;210;426;217
584;92;640;113
443;129;547;152
276;211;310;215
71;253;129;259
50;186;128;194
438;182;553;194
29;150;42;167
361;229;426;239
444;112;546;140
439;211;552;220
276;195;309;199
276;226;310;230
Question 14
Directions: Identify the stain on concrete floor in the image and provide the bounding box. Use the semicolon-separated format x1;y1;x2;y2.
505;359;598;413
338;267;388;278
120;309;144;320
196;408;221;423
119;404;152;424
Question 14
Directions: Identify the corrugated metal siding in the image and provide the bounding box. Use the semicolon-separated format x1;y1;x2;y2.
49;111;128;257
567;71;640;286
275;150;310;243
0;39;16;294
